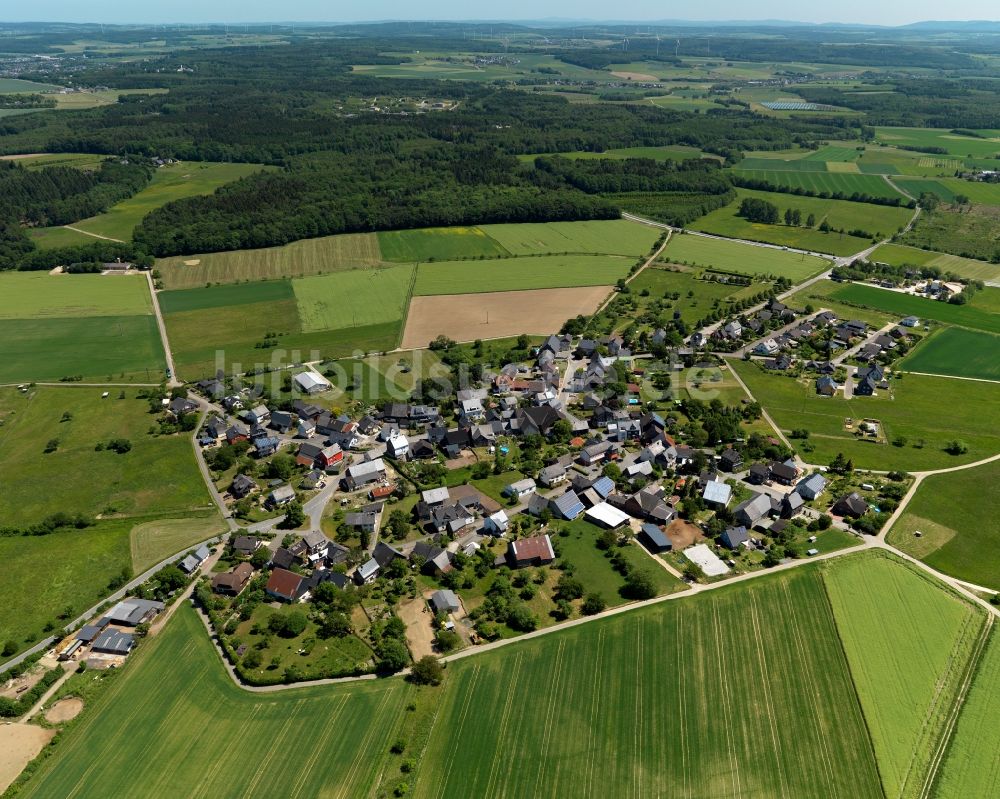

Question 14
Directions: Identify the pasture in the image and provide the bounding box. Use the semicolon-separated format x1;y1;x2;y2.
662;232;830;281
412;254;631;295
830;283;1000;334
730;359;1000;470
129;512;227;573
479;219;659;257
733;168;906;200
887;459;1000;591
901;328;1000;381
156;233;382;289
0;272;152;318
901;206;1000;262
378;227;508;262
401;286;610;349
293;266;414;332
869;243;1000;283
875;127;1000;160
628;267;749;326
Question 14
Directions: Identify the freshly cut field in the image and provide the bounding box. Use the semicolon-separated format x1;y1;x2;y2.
934;629;1000;799
730;359;1000;470
480;219;659;256
662;232;829;281
870;243;1000;283
401;286;610;348
4;152;107;170
293;266;414;332
902;328;1000;381
412;254;632;295
888;459;1000;590
830;283;1000;334
156;233;382;289
378;226;508;261
823;553;987;799
0;272;152;318
733;168;905;200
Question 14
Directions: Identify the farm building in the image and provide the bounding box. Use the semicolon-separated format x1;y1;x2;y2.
506;534;556;568
106;598;164;627
638;523;672;554
585;502;631;529
430;589;461;616
91;629;135;656
294;371;332;394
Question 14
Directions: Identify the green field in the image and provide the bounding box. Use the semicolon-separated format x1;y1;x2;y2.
869;243;1000;282
830;283;1000;334
900;206;1000;262
730;359;1000;470
156;233;383;289
378;226;508;261
0;78;62;92
824;553;987;799
733;168;906;200
662;232;830;281
691;189;913;256
518;145;712;163
129;512;227;573
293;266;414;331
876;127;1000;160
412;254;632;295
934;629;1000;798
479;219;659;256
629;267;750;325
888;458;1000;591
738;156;831;171
20;564;886;799
901;328;1000;380
0;272;152;318
891;178;960;204
158;279;295;314
6;152;108;170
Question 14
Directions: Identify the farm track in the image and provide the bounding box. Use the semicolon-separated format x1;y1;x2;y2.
61;224;124;243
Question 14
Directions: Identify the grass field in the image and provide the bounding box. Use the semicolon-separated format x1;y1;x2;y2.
5;152;108;170
934;629;1000;798
730;359;1000;470
0;78;61;92
628;267;748;325
129;512;227;573
824;553;987;799
733;168;906;200
479;219;659;257
691;189;913;256
830;283;1000;334
891;178;960;204
901;328;1000;381
158;279;295;314
293;266;414;332
887;458;1000;591
412;254;631;295
0;272;152;319
156;233;382;289
662;232;830;281
900;206;1000;262
875;127;1000;160
378;227;508;261
869;243;1000;283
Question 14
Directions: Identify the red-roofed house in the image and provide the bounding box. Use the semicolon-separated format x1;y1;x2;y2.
506;534;556;568
265;568;305;602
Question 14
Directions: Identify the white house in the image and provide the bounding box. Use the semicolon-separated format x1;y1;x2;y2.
294;371;332;394
386;432;409;459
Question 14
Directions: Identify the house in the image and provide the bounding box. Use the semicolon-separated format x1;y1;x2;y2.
226;424;249;444
197;378;226;399
747;462;770;485
344;511;379;533
409;439;437;460
230;474;257;499
232;535;262;557
816;376;838;396
854;375;878;396
253;435;280;458
625;460;654;480
373;541;406;568
585;502;631;529
296;442;324;467
901;315;920;328
326;541;351;567
524;491;551;517
297;418;316;439
504;478;537;499
484;509;510;535
796;473;828;501
832;492;869;519
354;558;380;584
506;534;556;568
301;469;325;491
211;563;254;595
247;405;271;426
430;503;476;535
538;464;568;488
270;411;295;434
422;486;451;506
781;492;805;518
178;544;211;574
270;546;297;570
719;448;743;472
316;444;344;470
517;405;562;437
266;568;306;601
638;523;671;553
430;589;461;616
293;371;332;394
344;458;386;490
754;338;779;356
702;480;733;507
720;525;750;550
106;598;164;626
734;493;774;527
721;320;742;339
167;396;199;417
301;530;331;561
769;461;798;486
386;433;409;459
579;440;615;466
550;490;585;520
91;629;135;656
267;485;296;508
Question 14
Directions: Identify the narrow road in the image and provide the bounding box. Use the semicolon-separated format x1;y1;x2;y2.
62;225;124;243
145;270;180;387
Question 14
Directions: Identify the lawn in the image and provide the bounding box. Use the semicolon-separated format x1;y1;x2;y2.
156;232;382;289
822;552;988;799
479;219;660;257
64;161;265;241
830;283;1000;334
901;328;1000;381
869;243;1000;283
662;232;830;282
293;265;414;331
934;629;1000;799
378;226;509;261
730;359;1000;470
887;458;1000;591
0;272;152;318
691;189;913;255
412;254;632;295
732;168;906;200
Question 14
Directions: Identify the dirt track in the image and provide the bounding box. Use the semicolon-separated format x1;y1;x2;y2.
401;286;611;348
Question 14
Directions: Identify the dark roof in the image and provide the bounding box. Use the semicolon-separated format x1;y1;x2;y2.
639;523;671;551
372;541;406;568
721;525;750;549
91;629;134;655
266;568;304;600
832;492;869;518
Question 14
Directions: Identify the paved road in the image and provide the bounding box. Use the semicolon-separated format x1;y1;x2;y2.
145;271;180;388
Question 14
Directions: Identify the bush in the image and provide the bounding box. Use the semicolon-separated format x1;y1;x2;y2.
268;610;308;638
622;569;657;600
2;640;16;657
409;656;444;686
581;593;607;615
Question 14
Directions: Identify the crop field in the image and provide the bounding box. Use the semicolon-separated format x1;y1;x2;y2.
730;359;1000;470
733;168;906;199
518;145;712;163
479;219;659;256
156;233;382;289
158;279;294;314
378;226;508;261
830;283;1000;334
869;243;1000;282
662;232;830;281
2;152;107;170
875;127;1000;160
934;630;1000;799
901;328;1000;381
891;178;960;204
823;552;987;799
738;156;831;171
401;286;610;349
888;459;1000;591
0;272;152;318
412;254;632;295
293;266;414;332
691;189;913;256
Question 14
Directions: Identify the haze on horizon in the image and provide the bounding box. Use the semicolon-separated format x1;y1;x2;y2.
5;1;1000;28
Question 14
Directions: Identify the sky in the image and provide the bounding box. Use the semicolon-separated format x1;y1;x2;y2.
6;2;1000;27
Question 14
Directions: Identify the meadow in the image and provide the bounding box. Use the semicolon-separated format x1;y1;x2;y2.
479;219;659;256
875;127;1000;160
517;145;712;163
887;458;1000;591
412;254;631;295
830;283;1000;334
823;552;988;799
900;206;1000;262
0;78;61;92
378;226;508;261
158;279;294;314
901;328;1000;381
732;168;906;200
0;272;152;318
662;231;830;281
129;512;227;573
5;152;108;170
891;178;960;204
156;232;383;289
293;266;415;332
869;243;999;283
628;267;749;326
730;359;1000;470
